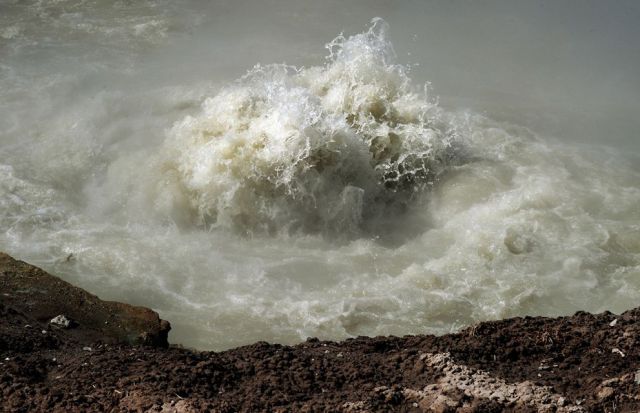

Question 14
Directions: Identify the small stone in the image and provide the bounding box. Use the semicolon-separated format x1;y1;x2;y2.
609;318;618;327
557;397;566;406
50;314;73;329
635;370;640;384
83;346;92;352
612;348;625;357
597;387;614;400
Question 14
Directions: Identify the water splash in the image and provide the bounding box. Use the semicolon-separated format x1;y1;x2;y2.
1;10;639;351
155;19;458;237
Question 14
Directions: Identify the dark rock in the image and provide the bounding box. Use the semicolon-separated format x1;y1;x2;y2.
0;252;170;347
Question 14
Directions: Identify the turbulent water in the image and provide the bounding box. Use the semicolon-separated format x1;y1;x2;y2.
1;0;639;350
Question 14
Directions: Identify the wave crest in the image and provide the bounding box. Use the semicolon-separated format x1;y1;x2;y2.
159;18;459;236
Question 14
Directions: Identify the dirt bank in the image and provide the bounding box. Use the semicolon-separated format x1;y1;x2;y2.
1;253;638;412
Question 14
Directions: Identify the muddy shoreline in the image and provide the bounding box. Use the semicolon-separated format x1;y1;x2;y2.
1;252;638;412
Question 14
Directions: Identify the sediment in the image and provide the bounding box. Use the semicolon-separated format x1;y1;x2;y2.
1;252;638;412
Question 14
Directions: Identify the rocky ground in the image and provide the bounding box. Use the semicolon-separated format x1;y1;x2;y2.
1;253;639;412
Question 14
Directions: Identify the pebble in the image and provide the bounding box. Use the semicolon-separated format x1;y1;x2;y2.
50;314;73;328
611;348;625;357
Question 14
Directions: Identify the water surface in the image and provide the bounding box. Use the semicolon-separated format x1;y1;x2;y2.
1;0;639;350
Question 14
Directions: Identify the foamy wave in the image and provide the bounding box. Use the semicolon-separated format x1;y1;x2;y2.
157;19;458;236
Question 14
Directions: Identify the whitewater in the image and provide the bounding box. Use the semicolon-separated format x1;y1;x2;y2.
1;1;639;350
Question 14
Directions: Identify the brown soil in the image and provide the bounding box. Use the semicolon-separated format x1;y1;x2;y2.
1;253;639;412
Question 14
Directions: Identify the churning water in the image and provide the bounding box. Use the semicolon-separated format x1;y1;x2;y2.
1;0;639;350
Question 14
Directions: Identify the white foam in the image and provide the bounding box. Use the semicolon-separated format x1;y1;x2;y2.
152;18;457;236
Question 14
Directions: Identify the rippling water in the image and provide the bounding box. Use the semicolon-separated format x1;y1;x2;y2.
1;0;639;350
